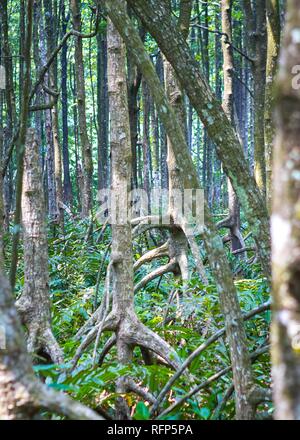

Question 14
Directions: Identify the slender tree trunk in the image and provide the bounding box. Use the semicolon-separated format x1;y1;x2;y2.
220;0;245;252
15;129;62;363
71;0;93;217
0;0;16;228
9;0;34;290
97;27;109;191
272;0;300;419
61;0;73;205
142;79;151;209
107;20;135;417
243;0;268;199
265;0;281;211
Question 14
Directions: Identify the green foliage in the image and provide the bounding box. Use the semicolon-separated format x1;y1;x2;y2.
28;219;271;420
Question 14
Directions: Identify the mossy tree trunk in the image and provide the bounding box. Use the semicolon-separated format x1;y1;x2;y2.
272;0;300;419
265;0;281;211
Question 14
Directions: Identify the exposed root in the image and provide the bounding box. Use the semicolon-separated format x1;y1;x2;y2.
115;312;181;370
122;377;157;405
98;335;117;366
16;300;63;364
34;382;104;420
182;227;208;285
151;300;271;414
134;260;177;293
132;222;172;239
134;241;169;270
76;261;113;340
71;312;118;369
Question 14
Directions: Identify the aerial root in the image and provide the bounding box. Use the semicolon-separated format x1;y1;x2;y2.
132;216;173;239
75;261;113;340
122;377;157;405
39;328;64;364
34;382;104;420
184;230;208;284
134;241;169;270
16;299;64;364
98;335;117;366
26;325;63;364
211;384;234;419
71;312;118;369
134;260;177;293
124;316;181;370
151;301;271;414
155;344;270;419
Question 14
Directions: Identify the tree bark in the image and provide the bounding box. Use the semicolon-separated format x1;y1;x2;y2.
71;0;93;217
242;0;268;199
220;0;245;253
272;0;300;419
16;129;63;363
265;0;281;211
97;27;109;191
61;0;73;205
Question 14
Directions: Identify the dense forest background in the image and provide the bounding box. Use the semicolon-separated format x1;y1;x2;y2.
0;0;300;421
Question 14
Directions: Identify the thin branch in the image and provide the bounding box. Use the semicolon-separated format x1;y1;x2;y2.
151;300;271;414
156;345;270;419
191;23;253;63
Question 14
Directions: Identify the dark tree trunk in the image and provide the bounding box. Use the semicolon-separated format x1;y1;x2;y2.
97;27;109;191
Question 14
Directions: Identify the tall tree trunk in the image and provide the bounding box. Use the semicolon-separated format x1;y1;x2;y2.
272;0;300;419
71;0;93;217
142;79;151;209
9;0;34;290
61;0;73;205
72;17;182;419
265;0;281;211
243;0;268;199
220;0;245;253
0;0;16;228
97;27;109;191
15;129;62;363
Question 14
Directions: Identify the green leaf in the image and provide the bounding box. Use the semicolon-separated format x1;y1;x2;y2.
134;402;150;420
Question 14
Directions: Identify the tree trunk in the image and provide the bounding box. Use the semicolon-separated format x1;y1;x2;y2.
97;27;109;191
61;0;73;205
272;0;300;419
242;0;268;199
265;0;281;211
70;0;93;218
15;129;63;363
220;0;245;253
